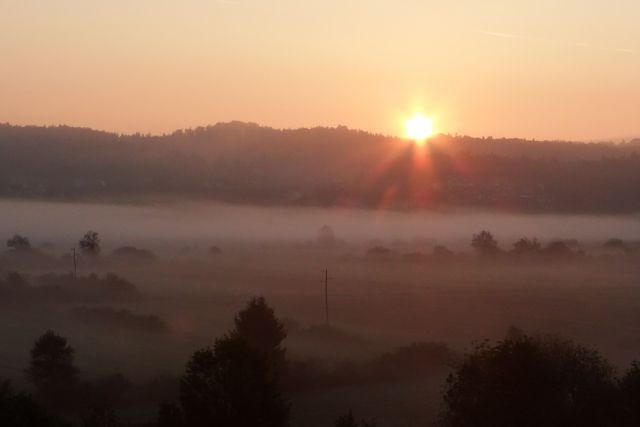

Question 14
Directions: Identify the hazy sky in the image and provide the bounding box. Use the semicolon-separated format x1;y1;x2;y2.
1;0;639;140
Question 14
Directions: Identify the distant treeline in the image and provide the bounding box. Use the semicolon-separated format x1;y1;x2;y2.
1;122;640;213
0;272;141;305
354;230;637;264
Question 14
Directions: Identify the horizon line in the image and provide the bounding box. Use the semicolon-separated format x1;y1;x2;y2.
0;120;636;145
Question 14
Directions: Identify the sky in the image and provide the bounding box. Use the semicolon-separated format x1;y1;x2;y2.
1;0;639;141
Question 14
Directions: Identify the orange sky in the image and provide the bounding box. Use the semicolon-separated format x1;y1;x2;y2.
1;0;639;140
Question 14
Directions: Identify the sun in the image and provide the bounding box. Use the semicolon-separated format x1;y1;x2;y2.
405;114;434;142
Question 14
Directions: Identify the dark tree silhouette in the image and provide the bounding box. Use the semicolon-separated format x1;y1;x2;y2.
27;330;78;409
470;230;499;256
604;238;625;249
439;334;620;427
0;380;69;427
180;334;289;427
7;234;31;251
77;373;130;421
603;238;628;255
620;361;640;425
334;410;377;427
512;237;541;255
233;296;287;375
335;411;359;427
157;402;183;427
79;231;101;256
79;407;120;427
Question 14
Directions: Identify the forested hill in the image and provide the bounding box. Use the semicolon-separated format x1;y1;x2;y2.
1;122;640;213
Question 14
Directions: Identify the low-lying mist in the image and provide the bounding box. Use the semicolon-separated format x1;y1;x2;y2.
2;199;640;426
1;200;639;249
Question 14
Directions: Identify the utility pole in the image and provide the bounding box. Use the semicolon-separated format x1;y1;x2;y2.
72;248;77;279
322;268;331;327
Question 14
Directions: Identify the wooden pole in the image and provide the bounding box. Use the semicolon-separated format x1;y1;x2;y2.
72;248;77;279
324;268;329;326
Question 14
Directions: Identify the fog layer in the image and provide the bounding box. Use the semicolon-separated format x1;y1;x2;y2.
1;200;639;247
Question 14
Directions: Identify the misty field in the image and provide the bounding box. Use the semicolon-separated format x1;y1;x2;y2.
2;200;640;426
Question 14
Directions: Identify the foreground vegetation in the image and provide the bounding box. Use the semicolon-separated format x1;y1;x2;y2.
2;296;640;427
2;227;640;426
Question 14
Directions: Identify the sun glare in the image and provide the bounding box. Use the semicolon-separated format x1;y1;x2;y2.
405;114;434;142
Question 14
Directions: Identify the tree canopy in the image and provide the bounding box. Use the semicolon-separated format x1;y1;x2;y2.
27;330;79;410
471;230;499;256
233;296;287;375
79;231;101;256
440;334;621;427
7;234;31;251
180;334;289;427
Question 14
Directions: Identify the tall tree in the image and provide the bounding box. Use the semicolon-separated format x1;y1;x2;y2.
79;231;100;256
470;230;499;256
233;296;287;375
27;330;78;409
180;334;289;427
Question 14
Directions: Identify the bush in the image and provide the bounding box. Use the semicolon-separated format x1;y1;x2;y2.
6;234;31;251
439;334;620;427
0;380;70;427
